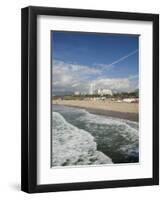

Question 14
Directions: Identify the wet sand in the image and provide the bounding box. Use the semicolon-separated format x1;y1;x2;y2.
52;100;139;122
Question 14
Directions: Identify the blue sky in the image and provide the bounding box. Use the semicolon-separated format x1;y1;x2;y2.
52;31;139;94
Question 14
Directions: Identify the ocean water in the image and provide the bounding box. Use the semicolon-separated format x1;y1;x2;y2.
52;105;139;167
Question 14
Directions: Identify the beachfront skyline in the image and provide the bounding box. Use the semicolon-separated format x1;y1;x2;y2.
52;31;139;95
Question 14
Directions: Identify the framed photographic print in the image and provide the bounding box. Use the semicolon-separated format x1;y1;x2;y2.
21;6;159;193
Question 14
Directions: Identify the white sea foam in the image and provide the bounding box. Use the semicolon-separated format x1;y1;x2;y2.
52;112;113;166
79;111;138;138
78;111;139;155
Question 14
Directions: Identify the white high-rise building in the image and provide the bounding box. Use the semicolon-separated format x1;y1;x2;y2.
89;82;95;95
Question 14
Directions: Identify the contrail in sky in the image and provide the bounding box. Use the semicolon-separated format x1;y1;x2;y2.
108;49;138;67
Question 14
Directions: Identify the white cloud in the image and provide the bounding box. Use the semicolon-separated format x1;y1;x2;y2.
94;78;135;92
52;60;101;93
52;60;138;94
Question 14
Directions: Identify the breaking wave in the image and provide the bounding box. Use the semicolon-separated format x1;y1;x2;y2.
52;112;113;167
52;105;139;164
78;111;139;156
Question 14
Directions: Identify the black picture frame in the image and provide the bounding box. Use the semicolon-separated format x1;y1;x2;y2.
21;6;159;193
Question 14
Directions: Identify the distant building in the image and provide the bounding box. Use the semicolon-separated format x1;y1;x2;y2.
123;98;139;103
74;91;80;95
95;88;113;96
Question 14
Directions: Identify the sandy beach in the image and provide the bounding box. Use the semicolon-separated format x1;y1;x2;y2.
52;100;139;122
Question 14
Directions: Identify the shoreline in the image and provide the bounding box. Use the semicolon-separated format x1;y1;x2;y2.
53;101;139;122
85;107;138;122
